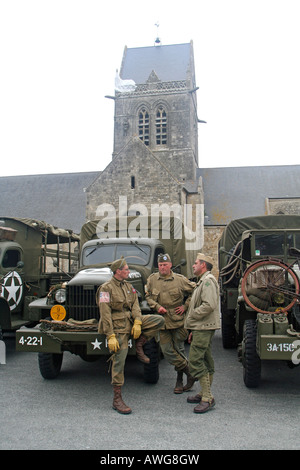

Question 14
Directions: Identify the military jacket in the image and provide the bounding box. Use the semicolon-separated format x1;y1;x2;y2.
184;271;221;331
97;276;142;337
145;271;196;329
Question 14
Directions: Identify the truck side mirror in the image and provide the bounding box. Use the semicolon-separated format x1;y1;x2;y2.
17;261;24;269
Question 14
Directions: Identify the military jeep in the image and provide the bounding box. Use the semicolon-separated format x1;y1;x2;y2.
218;215;300;387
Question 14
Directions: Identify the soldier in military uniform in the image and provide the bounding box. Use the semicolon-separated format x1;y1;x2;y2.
145;253;196;394
97;257;165;414
184;253;220;413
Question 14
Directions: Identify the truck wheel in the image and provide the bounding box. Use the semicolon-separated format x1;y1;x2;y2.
221;309;236;348
242;319;261;388
38;352;63;379
143;338;160;384
241;259;300;314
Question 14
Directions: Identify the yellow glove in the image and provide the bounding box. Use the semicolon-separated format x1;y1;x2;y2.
107;334;120;353
131;319;142;340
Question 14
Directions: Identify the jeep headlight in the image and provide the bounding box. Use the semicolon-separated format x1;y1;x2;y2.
55;288;66;303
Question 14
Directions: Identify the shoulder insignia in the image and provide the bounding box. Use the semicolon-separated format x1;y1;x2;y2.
99;291;110;303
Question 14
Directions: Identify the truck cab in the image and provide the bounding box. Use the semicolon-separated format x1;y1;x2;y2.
16;216;193;383
0;217;79;337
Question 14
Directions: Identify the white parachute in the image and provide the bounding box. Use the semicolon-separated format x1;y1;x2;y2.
115;70;136;93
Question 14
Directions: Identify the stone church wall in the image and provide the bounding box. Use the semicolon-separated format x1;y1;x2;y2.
113;89;197;182
202;225;225;278
86;138;184;221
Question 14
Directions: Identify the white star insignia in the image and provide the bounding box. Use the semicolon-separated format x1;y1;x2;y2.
5;276;20;303
91;338;102;350
0;271;23;311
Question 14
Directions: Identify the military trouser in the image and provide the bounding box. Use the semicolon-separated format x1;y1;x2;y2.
159;327;188;372
111;314;164;386
188;330;215;380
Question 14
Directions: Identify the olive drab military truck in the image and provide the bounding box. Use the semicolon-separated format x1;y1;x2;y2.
218;215;300;387
16;216;199;384
0;217;79;339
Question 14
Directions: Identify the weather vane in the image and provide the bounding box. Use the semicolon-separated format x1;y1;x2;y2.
154;21;161;45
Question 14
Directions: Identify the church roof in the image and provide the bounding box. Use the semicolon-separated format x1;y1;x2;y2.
120;43;192;83
198;165;300;225
0;172;100;233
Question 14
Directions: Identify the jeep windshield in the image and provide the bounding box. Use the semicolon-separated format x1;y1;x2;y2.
82;243;151;267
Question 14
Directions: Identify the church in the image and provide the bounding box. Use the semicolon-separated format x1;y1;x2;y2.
1;40;300;270
86;41;203;225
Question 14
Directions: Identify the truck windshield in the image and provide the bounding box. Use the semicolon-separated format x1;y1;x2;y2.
82;243;151;266
287;233;300;250
254;233;285;256
2;249;21;268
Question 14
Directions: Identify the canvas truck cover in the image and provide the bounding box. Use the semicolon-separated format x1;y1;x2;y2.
80;216;200;278
219;215;300;271
0;217;80;278
0;217;79;244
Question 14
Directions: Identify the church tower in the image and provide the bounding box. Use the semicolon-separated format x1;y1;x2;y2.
113;41;199;182
86;41;203;221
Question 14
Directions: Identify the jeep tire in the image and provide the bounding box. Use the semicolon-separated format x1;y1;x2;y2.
242;319;261;388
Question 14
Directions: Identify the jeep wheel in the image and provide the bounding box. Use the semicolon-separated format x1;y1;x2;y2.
38;352;63;379
242;319;261;388
143;338;160;384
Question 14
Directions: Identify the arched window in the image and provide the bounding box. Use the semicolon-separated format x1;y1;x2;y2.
156;106;167;145
138;107;149;146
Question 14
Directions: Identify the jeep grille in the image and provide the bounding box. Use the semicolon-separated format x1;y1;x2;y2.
66;285;99;321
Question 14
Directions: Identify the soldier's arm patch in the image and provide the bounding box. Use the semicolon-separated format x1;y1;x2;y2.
99;291;110;303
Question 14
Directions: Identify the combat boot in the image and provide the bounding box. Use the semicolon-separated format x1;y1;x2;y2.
112;386;132;414
173;370;184;394
182;365;197;392
187;393;202;403
193;373;215;414
187;374;213;403
135;334;150;364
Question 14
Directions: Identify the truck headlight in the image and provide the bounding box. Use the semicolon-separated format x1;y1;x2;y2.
55;288;66;303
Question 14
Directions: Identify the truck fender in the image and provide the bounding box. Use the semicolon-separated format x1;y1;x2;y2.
0;297;11;329
29;296;50;310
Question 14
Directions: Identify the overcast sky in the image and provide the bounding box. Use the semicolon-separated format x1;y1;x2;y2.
1;0;299;177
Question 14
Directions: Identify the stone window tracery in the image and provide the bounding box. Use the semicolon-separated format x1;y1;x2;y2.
138;107;149;146
156;106;167;145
